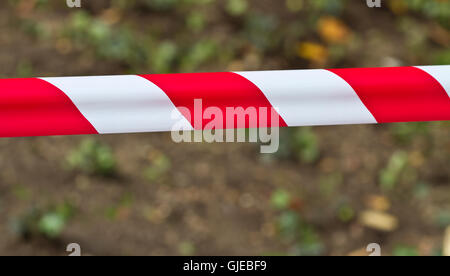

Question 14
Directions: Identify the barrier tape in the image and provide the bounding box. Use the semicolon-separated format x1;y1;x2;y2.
0;65;448;138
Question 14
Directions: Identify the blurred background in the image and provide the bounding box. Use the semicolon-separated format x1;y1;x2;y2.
0;0;449;256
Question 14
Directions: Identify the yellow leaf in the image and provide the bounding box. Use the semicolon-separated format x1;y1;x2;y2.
359;210;399;232
317;16;351;44
296;42;328;63
388;0;408;15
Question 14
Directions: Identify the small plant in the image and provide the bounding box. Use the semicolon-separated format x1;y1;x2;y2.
38;212;67;238
379;151;409;191
11;203;75;239
67;138;117;176
144;153;171;182
277;210;324;256
186;11;206;33
226;0;248;16
105;193;134;221
390;122;430;145
270;189;323;256
270;189;291;210
179;40;218;72
152;41;178;73
337;203;355;223
294;127;320;163
277;127;320;164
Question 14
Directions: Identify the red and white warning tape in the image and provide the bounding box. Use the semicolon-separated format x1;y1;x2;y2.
0;65;448;138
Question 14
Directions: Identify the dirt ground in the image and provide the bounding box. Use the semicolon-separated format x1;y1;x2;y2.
0;0;448;256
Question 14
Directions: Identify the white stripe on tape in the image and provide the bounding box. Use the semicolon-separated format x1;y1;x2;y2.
41;75;192;133
416;65;450;98
236;69;377;126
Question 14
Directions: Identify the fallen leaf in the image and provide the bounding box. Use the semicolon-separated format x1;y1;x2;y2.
317;16;351;44
359;210;399;232
443;226;450;256
296;42;328;64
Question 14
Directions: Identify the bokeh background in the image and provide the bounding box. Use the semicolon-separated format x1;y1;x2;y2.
0;0;449;256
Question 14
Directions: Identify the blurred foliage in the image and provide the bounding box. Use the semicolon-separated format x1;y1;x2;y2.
388;0;450;28
277;210;324;256
277;127;320;164
144;151;172;182
270;189;324;256
435;211;450;229
16;60;33;77
226;0;248;16
318;172;343;199
11;185;32;201
64;11;148;68
11;202;75;239
270;189;291;210
390;122;430;145
379;151;409;191
337;203;355;223
178;241;197;256
392;245;419;256
106;193;134;220
67;139;117;177
7;0;448;73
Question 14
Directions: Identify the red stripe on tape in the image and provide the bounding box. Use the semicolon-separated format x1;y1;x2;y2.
0;78;98;137
328;67;450;123
140;72;288;129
